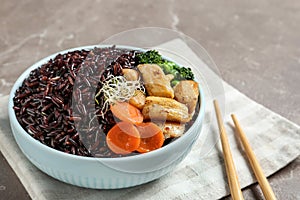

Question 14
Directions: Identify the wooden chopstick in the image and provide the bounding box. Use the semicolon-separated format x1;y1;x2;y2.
231;114;277;200
213;100;244;200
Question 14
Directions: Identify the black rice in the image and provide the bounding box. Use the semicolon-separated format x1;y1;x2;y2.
13;46;137;157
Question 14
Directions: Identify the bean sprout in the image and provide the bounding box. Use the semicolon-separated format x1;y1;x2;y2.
95;75;145;118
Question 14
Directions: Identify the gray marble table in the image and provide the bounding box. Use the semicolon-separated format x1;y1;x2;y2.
0;0;299;199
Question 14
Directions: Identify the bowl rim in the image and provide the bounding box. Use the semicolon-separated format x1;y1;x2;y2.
8;44;206;162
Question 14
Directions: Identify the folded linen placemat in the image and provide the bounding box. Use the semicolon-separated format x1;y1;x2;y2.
0;39;299;200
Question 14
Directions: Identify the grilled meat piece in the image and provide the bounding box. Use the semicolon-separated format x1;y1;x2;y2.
142;96;190;123
174;80;199;115
138;64;174;98
129;90;146;110
155;122;186;139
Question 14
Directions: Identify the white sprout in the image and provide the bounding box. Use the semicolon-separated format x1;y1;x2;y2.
95;75;145;118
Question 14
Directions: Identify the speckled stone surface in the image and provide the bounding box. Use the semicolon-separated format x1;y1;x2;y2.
0;0;299;199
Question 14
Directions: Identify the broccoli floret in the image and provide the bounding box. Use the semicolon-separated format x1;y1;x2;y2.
136;50;195;86
177;66;194;80
136;50;163;64
159;62;194;81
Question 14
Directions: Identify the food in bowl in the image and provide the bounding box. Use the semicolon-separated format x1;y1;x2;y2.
9;45;206;189
12;46;201;158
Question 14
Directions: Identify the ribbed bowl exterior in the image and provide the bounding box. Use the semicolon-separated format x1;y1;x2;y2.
11;117;201;189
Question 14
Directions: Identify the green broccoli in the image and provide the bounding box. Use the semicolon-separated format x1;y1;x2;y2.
136;50;194;86
135;50;163;64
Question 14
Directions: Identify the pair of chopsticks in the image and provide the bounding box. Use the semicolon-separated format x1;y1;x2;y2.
213;100;276;200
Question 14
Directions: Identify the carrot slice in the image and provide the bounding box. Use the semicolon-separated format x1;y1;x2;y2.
106;121;140;155
136;122;165;153
110;101;143;125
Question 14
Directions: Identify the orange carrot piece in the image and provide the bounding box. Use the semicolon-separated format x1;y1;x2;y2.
136;122;165;153
106;121;140;155
110;101;143;125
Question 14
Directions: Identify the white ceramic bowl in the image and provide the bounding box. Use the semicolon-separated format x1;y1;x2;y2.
8;45;205;189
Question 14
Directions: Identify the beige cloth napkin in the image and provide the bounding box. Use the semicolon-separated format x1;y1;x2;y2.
0;39;299;200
